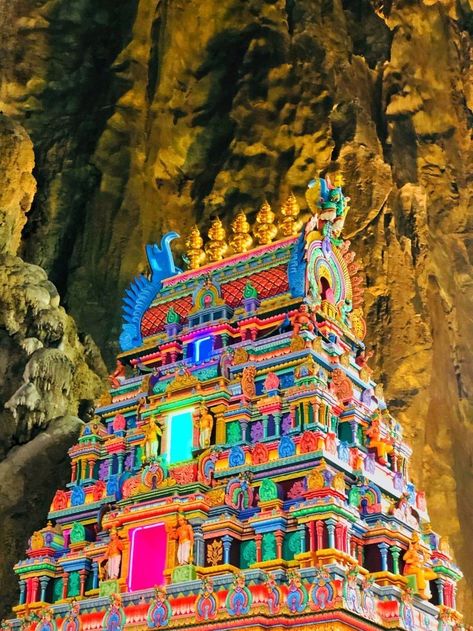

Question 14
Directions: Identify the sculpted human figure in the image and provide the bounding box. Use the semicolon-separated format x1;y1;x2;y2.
143;418;162;462
241;365;256;399
103;529;124;580
199;405;214;449
171;515;194;565
365;416;393;465
292;304;315;336
109;360;126;388
403;532;437;599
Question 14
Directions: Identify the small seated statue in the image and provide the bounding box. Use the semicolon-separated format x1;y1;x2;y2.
108;360;126;388
292;304;315;336
365;416;393;465
403;532;437;599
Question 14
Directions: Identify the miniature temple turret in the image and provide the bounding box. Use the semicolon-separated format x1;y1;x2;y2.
253;200;277;244
230;211;253;253
278;192;302;237
6;175;466;631
185;225;206;269
205;217;228;262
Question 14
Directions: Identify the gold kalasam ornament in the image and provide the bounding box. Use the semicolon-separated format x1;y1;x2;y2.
205;218;228;262
185;225;206;269
278;193;302;237
230;211;253;253
253;201;278;245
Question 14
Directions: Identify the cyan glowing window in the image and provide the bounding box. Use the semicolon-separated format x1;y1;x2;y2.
195;336;213;363
127;523;166;590
167;409;194;464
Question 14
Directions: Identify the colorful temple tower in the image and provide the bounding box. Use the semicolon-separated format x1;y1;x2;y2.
6;178;465;631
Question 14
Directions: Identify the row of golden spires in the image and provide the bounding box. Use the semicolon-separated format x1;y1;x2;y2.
186;194;302;269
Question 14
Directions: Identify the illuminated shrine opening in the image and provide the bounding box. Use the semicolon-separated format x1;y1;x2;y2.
167;408;194;464
188;335;213;363
127;523;166;590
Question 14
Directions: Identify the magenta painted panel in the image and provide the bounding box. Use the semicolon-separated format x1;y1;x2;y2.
127;522;167;590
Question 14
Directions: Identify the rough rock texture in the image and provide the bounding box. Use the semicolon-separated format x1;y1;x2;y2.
0;0;472;620
0;114;106;616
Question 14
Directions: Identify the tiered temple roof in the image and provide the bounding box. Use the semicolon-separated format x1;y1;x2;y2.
5;176;465;631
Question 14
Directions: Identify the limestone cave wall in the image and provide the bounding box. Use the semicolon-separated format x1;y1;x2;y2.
0;0;472;620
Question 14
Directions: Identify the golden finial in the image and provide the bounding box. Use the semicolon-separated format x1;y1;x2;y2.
205;217;228;262
253;201;278;245
230;211;253;253
185;225;206;269
278;193;302;237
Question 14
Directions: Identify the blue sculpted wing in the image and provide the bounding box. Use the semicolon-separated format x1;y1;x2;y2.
119;232;181;351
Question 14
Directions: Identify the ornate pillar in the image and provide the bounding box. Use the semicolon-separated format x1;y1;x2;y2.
357;544;364;566
255;534;262;563
326;519;336;549
39;576;50;602
79;570;87;597
298;524;306;554
345;526;350;554
61;572;69;600
334;523;344;550
18;579;26;605
274;414;281;438
214;405;226;445
87;459;95;479
275;531;284;559
222;535;232;565
350;421;359;445
71;460;78;483
378;542;389;572
302;402;310;429
194;526;205;567
31;576;39;602
435;578;445;606
311;401;320;427
308;522;316;552
316;521;324;550
117;453;124;475
92;561;99;590
240;419;248;443
390;545;401;575
262;415;269;439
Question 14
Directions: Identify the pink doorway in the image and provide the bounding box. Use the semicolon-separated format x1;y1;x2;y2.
127;522;167;590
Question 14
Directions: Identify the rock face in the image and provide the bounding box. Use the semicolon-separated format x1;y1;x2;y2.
0;0;472;620
0;114;106;616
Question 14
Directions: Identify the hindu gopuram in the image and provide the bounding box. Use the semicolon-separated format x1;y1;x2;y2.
6;177;465;631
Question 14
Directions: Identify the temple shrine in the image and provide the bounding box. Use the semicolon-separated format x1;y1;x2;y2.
4;177;465;631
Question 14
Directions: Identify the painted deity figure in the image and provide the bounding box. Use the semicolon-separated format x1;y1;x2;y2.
108;360;126;388
199;405;214;449
365;416;393;465
403;532;437;599
241;365;256;399
171;515;194;565
143;418;162;462
292;303;315;336
103;529;124;580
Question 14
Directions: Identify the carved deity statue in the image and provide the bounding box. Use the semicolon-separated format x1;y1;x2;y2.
108;360;126;388
365;416;393;465
103;529;124;580
241;365;256;399
403;532;437;599
143;418;162;462
170;515;194;565
291;304;315;336
199;405;214;449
